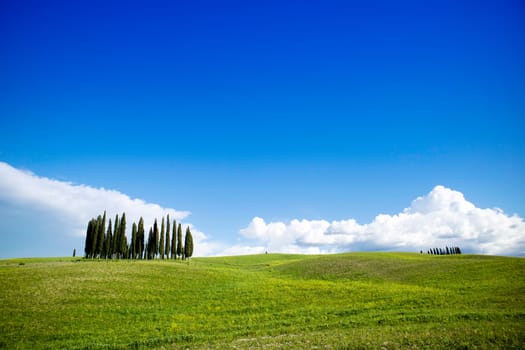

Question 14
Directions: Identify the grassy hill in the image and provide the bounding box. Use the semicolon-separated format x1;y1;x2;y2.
1;253;523;349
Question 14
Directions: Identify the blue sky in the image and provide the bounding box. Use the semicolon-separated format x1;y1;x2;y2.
1;0;524;257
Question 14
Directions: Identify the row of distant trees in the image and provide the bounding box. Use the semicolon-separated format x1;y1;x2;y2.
84;211;194;260
426;246;462;255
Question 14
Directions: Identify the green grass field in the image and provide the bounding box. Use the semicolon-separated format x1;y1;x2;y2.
1;253;524;349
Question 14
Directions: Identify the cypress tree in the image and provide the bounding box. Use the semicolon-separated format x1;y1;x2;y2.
137;217;145;259
92;215;101;258
184;226;193;259
131;222;137;259
93;216;100;258
120;213;128;259
112;214;120;258
176;223;183;259
96;211;106;258
171;219;176;259
106;218;113;259
92;218;99;258
84;219;95;258
165;214;170;261
153;219;159;259
91;218;100;258
160;217;165;259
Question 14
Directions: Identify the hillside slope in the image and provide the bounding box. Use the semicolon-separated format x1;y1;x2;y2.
1;253;523;349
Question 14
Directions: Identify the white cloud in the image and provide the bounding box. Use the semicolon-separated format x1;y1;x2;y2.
239;186;525;256
0;162;208;257
2;161;523;258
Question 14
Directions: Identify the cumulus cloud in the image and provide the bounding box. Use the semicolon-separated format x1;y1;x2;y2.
239;186;525;256
2;161;523;258
0;162;207;257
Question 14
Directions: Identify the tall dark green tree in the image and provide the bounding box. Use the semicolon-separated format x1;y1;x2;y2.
153;219;159;259
112;214;119;258
137;217;145;259
165;214;170;261
176;223;183;259
91;217;100;258
95;211;106;258
92;215;102;258
120;213;128;259
105;218;113;259
146;227;154;259
171;219;176;259
184;226;193;259
160;217;165;259
84;219;96;258
130;222;137;259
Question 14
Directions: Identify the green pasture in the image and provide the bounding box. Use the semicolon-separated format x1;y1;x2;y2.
0;253;523;349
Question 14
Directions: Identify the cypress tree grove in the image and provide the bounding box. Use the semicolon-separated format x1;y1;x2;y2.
427;246;462;255
160;217;165;259
184;226;193;260
165;214;170;261
176;223;183;259
83;212;196;260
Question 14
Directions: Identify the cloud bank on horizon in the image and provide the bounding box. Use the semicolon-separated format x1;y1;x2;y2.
0;161;214;257
239;186;525;256
0;161;524;257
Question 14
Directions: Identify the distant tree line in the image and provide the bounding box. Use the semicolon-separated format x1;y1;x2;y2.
84;211;194;260
426;246;462;255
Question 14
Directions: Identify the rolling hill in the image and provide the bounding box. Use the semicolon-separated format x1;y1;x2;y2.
1;253;523;349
